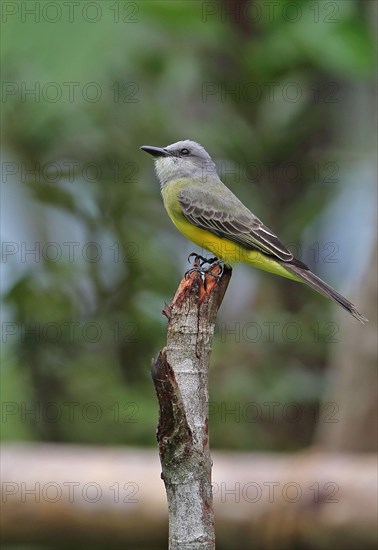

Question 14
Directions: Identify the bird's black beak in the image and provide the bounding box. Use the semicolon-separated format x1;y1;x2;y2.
140;145;170;157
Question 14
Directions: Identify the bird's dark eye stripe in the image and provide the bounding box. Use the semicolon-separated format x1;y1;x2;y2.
180;148;190;155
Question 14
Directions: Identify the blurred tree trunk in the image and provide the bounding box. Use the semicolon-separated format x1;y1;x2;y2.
2;444;377;550
315;242;377;451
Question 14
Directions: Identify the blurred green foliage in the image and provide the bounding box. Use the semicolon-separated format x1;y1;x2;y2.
1;0;375;450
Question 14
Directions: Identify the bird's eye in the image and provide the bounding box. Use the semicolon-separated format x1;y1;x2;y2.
180;148;190;156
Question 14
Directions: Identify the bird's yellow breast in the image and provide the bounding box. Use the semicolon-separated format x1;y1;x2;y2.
161;180;300;281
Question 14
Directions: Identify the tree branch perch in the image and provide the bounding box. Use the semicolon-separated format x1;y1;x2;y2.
151;262;232;549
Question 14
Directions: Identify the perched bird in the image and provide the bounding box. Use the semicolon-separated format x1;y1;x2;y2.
141;140;367;323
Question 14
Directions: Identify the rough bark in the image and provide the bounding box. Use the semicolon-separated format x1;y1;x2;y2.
151;262;232;550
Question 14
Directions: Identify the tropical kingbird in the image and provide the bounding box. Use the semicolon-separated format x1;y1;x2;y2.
141;140;366;323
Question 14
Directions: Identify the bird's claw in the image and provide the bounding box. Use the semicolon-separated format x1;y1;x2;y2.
206;259;224;279
187;253;220;267
185;255;224;280
187;253;208;266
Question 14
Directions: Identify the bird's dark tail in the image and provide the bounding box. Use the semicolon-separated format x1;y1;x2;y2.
282;264;368;323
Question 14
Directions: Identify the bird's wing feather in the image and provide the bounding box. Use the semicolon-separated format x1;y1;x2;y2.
179;185;306;265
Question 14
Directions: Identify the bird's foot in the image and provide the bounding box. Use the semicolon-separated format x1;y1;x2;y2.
187;253;212;266
185;254;224;280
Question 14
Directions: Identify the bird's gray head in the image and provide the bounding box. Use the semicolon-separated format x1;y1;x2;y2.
140;140;218;188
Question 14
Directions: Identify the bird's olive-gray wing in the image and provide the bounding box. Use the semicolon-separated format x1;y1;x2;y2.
179;186;298;263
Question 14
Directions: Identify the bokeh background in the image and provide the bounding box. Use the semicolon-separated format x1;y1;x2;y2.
1;1;377;549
